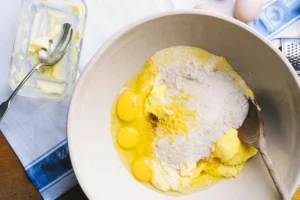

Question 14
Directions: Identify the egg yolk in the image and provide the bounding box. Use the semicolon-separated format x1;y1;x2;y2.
117;127;140;149
132;157;152;182
117;89;139;122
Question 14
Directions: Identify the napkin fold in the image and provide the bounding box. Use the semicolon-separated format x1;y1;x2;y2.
0;0;299;199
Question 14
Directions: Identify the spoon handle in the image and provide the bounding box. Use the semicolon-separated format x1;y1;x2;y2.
0;62;44;122
8;63;44;101
260;148;289;200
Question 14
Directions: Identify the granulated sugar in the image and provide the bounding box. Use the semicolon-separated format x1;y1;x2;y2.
152;56;249;171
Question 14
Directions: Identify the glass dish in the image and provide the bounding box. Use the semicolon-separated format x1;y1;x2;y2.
10;0;87;100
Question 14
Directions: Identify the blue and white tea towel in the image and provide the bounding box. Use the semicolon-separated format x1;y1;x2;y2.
249;0;300;39
0;0;299;199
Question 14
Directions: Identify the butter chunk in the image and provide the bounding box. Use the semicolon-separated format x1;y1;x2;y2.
212;128;240;163
36;80;65;94
226;142;258;166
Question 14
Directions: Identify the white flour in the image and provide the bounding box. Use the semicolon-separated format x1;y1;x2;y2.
152;56;249;172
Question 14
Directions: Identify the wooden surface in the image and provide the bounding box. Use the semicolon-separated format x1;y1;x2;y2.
0;131;299;200
0;132;88;200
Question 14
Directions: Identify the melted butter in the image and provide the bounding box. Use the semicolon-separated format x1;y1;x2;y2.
28;12;66;83
111;46;257;194
28;37;49;55
36;59;65;82
68;5;80;13
75;31;81;40
36;80;65;94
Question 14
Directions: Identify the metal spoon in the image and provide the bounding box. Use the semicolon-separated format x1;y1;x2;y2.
238;98;289;200
0;23;73;123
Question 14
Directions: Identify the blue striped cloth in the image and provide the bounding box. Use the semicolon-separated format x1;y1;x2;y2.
0;0;299;199
25;141;75;198
249;0;300;39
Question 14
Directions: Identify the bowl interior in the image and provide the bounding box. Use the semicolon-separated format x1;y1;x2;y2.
68;11;300;200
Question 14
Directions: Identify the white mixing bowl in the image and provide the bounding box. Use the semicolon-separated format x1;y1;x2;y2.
68;10;300;200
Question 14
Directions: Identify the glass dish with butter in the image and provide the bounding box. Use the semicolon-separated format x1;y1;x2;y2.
10;0;87;100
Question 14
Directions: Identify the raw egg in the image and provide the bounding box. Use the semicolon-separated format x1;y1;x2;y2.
117;127;140;149
132;157;152;182
116;89;139;121
234;0;264;23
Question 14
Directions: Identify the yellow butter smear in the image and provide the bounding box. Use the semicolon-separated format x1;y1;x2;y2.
111;46;257;194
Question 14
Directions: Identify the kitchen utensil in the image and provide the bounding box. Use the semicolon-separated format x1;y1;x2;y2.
238;98;289;200
0;23;73;123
